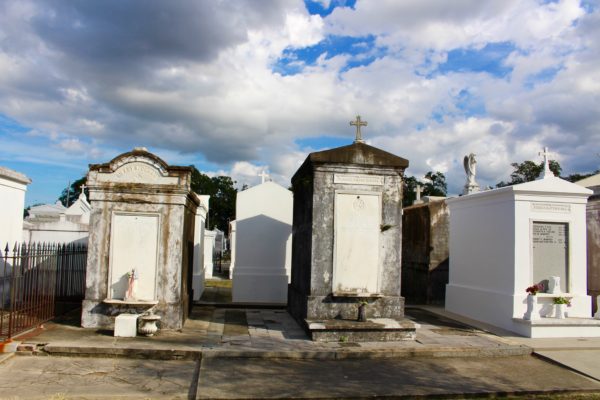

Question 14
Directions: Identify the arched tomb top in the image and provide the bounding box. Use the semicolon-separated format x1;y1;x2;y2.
89;148;192;186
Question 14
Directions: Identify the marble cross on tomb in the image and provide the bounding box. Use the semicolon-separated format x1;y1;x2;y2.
350;115;367;144
258;170;269;184
414;184;423;205
539;146;553;179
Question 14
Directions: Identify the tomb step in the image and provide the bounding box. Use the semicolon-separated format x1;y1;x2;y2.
305;318;419;342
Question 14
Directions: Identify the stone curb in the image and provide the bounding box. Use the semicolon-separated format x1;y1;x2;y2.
0;353;15;365
41;344;531;361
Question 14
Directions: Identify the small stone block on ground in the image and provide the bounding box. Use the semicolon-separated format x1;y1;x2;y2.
114;314;138;337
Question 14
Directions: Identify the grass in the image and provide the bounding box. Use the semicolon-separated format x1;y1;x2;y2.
205;279;232;288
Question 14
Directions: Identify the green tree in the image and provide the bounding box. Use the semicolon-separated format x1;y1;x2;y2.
496;160;562;187
402;175;419;207
190;167;237;234
423;171;447;197
59;176;88;207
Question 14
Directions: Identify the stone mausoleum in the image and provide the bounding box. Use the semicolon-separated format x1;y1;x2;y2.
81;148;207;330
288;117;417;341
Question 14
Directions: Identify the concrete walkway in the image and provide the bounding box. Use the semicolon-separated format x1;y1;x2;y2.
10;305;530;360
1;301;600;398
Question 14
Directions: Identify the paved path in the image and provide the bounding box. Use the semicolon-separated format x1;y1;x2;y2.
4;304;600;398
17;306;528;359
1;354;599;399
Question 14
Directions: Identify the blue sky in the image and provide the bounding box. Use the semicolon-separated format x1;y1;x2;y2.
0;0;599;205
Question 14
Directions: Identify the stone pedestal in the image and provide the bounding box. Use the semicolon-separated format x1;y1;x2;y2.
114;314;138;337
288;142;417;341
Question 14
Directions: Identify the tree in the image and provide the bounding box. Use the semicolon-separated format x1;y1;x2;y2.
423;171;447;197
190;167;237;234
496;160;562;187
402;171;448;207
58;176;88;207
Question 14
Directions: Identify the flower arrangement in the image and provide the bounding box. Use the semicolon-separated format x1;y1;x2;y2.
526;283;544;296
553;297;571;307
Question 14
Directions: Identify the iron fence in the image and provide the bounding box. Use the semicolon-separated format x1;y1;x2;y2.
0;242;87;341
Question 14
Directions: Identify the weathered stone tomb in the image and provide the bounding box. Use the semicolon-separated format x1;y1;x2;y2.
81;148;207;330
288;121;416;341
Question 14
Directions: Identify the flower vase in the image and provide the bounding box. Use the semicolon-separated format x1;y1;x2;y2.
357;305;367;322
138;315;161;337
523;294;538;320
554;303;566;319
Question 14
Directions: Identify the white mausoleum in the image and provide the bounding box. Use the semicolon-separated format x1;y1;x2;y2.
446;173;598;338
232;181;293;304
0;166;31;248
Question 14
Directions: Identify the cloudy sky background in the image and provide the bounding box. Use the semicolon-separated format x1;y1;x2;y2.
0;0;598;205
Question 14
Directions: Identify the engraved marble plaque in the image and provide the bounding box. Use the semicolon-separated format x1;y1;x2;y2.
532;221;569;292
333;192;381;294
109;213;159;300
530;202;571;214
334;174;384;186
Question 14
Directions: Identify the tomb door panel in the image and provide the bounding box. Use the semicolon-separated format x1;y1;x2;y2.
532;221;569;292
333;191;381;295
109;213;159;300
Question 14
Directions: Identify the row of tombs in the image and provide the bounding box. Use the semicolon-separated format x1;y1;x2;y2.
79;140;600;340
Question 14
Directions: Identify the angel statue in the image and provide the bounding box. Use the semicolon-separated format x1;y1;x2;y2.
463;153;479;195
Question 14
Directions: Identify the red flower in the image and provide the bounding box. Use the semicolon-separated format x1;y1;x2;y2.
526;283;544;295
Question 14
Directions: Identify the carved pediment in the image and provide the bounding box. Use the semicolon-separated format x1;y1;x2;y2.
96;160;178;185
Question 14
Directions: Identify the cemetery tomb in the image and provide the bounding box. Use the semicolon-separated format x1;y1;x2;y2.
0;166;30;247
232;181;293;305
203;229;217;280
81;148;208;330
446;172;600;338
401;198;449;305
288;117;418;342
575;173;600;315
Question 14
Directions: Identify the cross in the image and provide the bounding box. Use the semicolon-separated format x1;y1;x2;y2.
79;183;86;193
414;184;423;205
258;170;269;184
350;115;367;144
538;146;553;179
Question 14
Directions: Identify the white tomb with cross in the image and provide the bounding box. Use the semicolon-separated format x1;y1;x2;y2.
446;148;600;337
232;181;293;304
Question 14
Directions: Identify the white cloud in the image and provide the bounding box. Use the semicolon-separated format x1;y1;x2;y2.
0;0;598;202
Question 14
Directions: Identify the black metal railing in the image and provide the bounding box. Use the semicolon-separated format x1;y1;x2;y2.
0;242;87;341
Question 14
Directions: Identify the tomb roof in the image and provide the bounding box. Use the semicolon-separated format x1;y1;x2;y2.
0;166;31;185
293;142;409;182
307;142;409;167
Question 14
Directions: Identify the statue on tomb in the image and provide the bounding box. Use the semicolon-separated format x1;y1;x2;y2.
125;268;138;301
463;153;480;195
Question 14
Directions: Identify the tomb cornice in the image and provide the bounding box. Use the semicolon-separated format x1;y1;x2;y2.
292;143;408;183
0;166;32;186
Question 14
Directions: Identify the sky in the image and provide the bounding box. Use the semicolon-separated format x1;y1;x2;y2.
0;0;599;205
